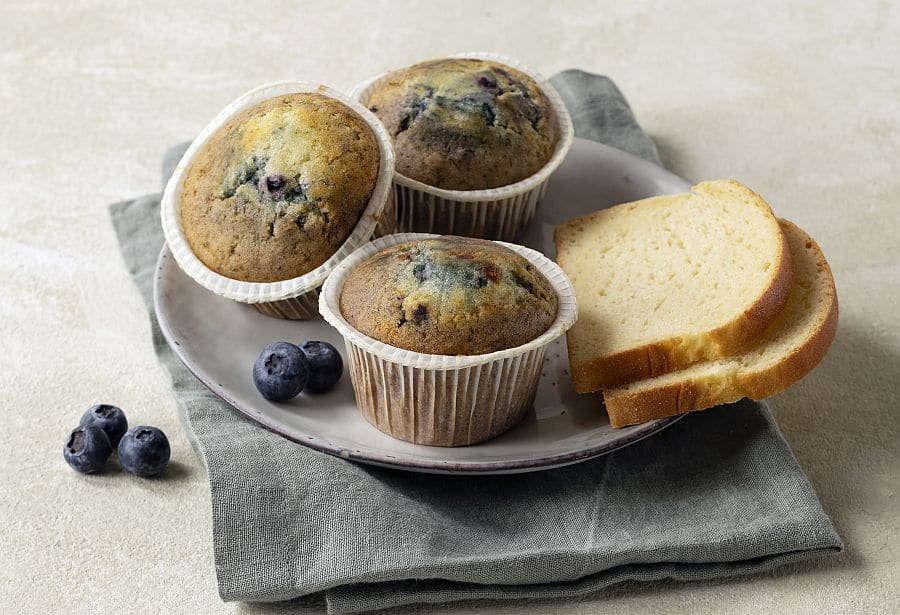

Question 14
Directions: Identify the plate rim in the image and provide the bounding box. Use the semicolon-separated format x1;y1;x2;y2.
153;138;687;474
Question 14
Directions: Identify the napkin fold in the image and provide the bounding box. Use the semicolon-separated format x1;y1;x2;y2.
110;70;840;614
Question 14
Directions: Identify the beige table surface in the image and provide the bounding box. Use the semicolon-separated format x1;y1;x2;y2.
2;1;898;613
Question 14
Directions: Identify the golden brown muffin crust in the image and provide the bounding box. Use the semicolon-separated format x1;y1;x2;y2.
181;93;379;282
340;237;559;355
366;59;560;191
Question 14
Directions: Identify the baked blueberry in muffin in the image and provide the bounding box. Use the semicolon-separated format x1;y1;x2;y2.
365;58;560;191
339;237;559;355
181;93;380;283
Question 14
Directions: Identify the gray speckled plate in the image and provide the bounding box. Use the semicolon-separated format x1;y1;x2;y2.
154;138;690;474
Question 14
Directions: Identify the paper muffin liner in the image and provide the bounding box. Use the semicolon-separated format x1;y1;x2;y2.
319;233;578;447
249;289;321;320
160;81;396;319
372;188;398;238
349;52;575;243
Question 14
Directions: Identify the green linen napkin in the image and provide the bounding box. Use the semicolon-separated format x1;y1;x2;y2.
111;70;841;614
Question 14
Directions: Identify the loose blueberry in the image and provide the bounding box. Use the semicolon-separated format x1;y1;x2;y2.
299;341;344;394
253;341;310;401
64;426;112;474
118;426;171;477
79;404;128;447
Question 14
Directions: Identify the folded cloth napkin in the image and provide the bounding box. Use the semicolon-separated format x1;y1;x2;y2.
110;70;841;614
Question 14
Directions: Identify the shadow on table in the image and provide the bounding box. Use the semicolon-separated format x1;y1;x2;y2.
769;317;900;569
238;595;324;614
651;133;696;182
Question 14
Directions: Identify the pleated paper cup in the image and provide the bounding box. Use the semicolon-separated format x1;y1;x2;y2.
160;81;396;320
319;233;578;447
350;52;574;243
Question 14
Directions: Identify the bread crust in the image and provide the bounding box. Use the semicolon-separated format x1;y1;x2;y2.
738;229;838;399
603;220;838;427
558;179;794;392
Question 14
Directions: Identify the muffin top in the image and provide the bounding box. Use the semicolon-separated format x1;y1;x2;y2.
340;237;559;355
181;93;380;283
366;58;560;191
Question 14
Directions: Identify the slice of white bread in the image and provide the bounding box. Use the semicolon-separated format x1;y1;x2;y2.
554;179;793;392
603;219;838;427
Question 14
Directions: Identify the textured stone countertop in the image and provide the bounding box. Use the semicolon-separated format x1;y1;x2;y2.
2;1;897;613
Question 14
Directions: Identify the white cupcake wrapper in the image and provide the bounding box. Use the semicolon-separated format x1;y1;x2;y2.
319;232;578;446
372;187;398;238
249;290;320;320
349;52;575;242
160;81;396;315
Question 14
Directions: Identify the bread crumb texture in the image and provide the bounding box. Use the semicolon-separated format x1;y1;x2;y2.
603;219;838;427
555;179;792;391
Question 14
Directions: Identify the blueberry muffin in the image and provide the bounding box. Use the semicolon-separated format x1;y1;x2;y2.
365;58;560;191
181;93;380;283
339;237;559;355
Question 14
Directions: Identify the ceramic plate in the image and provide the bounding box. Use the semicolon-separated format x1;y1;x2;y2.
154;138;691;474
